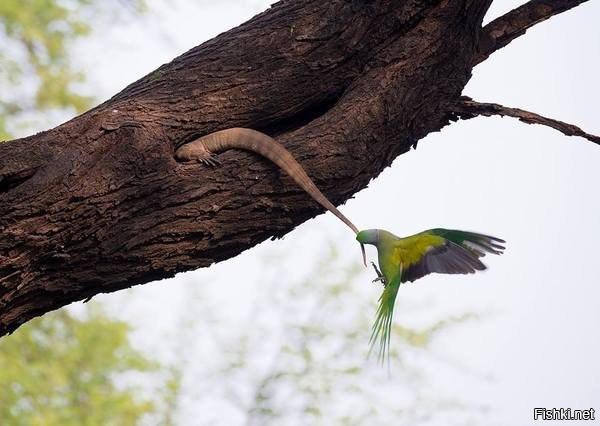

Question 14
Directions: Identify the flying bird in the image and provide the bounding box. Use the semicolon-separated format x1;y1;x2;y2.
356;228;505;363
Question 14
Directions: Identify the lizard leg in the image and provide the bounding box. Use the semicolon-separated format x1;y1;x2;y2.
175;140;220;166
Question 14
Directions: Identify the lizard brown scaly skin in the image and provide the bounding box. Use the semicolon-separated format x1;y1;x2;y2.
175;127;361;236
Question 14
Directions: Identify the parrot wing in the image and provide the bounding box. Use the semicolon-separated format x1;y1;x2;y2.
396;229;505;283
369;229;504;364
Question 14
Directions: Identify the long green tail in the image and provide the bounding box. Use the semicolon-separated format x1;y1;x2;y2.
368;274;401;365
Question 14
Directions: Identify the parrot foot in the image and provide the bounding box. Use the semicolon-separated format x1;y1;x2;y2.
370;262;386;286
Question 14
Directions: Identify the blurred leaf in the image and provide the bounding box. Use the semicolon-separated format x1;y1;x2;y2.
0;304;164;425
0;0;146;139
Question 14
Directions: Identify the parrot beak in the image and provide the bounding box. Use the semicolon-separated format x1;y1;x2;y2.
360;243;366;267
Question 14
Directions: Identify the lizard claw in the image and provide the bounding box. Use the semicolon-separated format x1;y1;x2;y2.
201;155;221;167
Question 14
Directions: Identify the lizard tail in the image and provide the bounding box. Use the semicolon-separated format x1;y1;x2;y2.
176;128;366;266
186;128;362;237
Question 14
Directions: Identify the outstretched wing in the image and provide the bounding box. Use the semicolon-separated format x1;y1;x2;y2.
369;229;504;364
396;229;505;283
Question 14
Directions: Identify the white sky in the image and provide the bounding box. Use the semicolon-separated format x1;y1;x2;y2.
42;0;600;424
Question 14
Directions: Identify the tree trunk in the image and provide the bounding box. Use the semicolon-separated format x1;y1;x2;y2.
0;0;589;335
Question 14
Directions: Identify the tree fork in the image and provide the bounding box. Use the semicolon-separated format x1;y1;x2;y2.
0;0;592;335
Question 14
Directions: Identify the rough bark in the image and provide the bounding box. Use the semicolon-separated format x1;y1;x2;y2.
0;0;592;336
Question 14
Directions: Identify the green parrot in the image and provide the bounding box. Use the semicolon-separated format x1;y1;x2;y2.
356;228;505;362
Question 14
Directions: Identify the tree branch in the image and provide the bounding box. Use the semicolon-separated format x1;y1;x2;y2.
451;96;600;145
475;0;590;64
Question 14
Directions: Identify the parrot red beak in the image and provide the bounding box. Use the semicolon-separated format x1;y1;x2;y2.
360;243;366;267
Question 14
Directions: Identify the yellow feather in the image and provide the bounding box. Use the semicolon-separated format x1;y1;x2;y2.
392;232;444;268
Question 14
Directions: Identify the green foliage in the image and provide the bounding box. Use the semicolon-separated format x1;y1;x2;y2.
0;305;160;425
0;0;145;139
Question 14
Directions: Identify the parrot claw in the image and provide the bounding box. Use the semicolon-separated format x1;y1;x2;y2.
370;262;386;286
371;261;383;276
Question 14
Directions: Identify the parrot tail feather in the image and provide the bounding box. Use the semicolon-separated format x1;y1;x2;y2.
368;275;401;365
